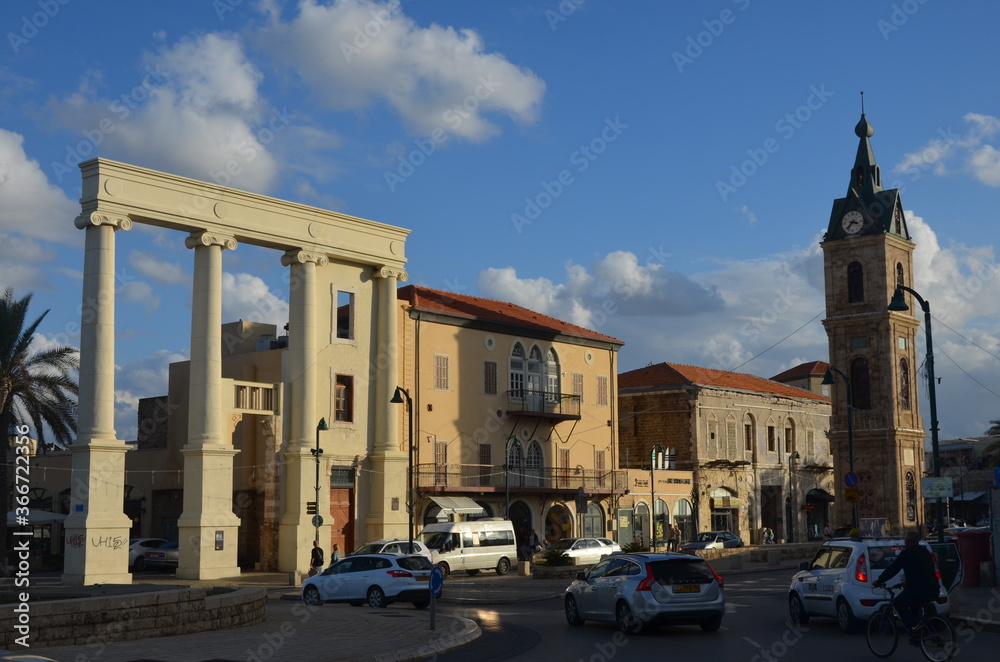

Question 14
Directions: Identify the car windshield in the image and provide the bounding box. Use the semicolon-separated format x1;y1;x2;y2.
420;532;451;549
550;539;576;550
695;533;716;542
650;559;715;585
352;543;382;555
397;556;433;571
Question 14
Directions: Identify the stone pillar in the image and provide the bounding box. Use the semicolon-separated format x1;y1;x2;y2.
366;267;409;542
277;250;329;573
62;211;134;586
177;230;241;580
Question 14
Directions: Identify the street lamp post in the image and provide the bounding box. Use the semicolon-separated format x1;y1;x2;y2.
650;444;664;550
888;285;944;543
504;436;523;520
822;367;857;530
313;418;329;543
787;451;800;543
390;386;415;550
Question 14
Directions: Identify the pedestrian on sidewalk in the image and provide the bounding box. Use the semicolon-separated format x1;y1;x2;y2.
309;540;324;577
329;543;341;565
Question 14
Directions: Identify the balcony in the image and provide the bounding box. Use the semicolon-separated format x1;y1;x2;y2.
229;380;281;414
505;390;581;420
415;463;626;495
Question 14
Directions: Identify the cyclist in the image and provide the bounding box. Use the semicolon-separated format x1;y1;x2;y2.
872;530;940;645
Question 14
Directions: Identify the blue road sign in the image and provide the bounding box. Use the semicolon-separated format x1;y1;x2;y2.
845;472;858;487
430;565;444;597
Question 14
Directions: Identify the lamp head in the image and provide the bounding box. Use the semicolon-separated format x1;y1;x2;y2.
390;386;406;404
317;417;329;431
887;288;909;312
821;368;836;386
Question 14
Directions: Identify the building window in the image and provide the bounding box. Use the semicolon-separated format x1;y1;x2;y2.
478;444;492;486
806;429;815;458
595;449;606;488
572;372;584;401
767;425;776;453
905;472;916;522
558;447;571;488
847;261;864;303
434;354;449;391
335;290;354;340
484;361;498;395
434;440;448;485
527;345;543;399
707;418;718;458
726;420;738;459
509;342;525;398
850;357;872;410
334;375;353;422
785;419;795;454
744;415;755;452
544;348;561;403
896;262;904;289
899;358;911;410
596;375;609;407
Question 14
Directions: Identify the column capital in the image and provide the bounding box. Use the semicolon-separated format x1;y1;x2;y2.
374;266;408;281
74;210;132;231
185;231;238;250
280;249;329;267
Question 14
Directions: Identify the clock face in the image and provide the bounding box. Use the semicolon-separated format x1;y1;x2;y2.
842;211;864;234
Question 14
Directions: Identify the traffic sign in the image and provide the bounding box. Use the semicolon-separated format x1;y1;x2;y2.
311;515;324;528
430;565;444;597
845;487;860;503
922;476;953;499
844;472;858;487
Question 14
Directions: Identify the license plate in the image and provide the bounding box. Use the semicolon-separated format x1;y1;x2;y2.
675;585;700;593
417;576;429;582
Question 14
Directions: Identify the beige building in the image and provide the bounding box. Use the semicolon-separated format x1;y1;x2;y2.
618;363;833;545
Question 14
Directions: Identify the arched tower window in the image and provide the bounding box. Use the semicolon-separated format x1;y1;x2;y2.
850;357;872;410
896;262;904;290
905;472;916;522
847;262;864;303
899;358;911;410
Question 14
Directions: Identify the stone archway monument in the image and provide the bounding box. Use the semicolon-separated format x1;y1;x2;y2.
63;158;408;585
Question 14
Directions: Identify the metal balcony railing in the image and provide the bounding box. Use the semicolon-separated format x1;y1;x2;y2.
230;380;280;414
504;390;581;418
415;463;626;492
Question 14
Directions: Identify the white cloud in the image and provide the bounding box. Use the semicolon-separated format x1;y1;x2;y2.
114;349;187;441
0;233;57;292
741;205;758;227
0;130;80;245
128;250;189;285
47;33;280;193
895;113;1000;186
258;0;546;141
221;272;288;328
119;281;161;313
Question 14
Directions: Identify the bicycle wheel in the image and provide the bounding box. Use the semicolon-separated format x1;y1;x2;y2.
919;616;956;662
866;607;898;658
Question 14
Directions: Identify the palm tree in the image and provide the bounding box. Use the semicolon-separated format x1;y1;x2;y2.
0;288;79;571
986;420;1000;437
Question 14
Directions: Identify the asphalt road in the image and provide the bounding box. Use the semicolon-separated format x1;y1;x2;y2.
433;569;1000;662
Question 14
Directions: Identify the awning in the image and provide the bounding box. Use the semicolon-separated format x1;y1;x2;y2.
806;489;836;503
428;496;485;515
952;491;987;502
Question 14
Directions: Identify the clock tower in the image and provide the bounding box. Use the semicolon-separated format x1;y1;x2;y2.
821;113;925;534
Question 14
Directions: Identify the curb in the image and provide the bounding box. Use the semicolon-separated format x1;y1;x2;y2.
951;615;1000;635
439;591;565;605
355;616;481;662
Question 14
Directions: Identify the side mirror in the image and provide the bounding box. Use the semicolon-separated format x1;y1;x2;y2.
798;562;809;571
577;572;587;581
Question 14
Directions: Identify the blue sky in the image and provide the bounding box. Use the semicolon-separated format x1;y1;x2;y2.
3;0;1000;442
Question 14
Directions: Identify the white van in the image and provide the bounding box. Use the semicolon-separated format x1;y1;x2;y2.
418;518;518;577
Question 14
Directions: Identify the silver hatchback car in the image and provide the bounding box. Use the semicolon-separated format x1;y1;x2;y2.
564;552;725;633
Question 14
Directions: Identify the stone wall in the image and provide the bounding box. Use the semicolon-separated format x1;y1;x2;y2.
693;542;819;574
0;587;266;649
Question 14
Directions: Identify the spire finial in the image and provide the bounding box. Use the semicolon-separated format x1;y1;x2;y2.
860;91;865;115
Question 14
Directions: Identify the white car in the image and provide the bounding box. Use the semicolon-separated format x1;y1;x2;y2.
788;538;959;633
302;553;433;609
597;537;623;554
532;537;614;566
350;539;434;562
129;537;167;571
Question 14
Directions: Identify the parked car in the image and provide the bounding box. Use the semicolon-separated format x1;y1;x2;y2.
351;539;433;562
564;552;725;633
302;553;433;609
143;541;179;570
419;518;517;576
787;537;960;633
129;537;167;571
680;531;744;552
597;538;623;554
532;537;614;566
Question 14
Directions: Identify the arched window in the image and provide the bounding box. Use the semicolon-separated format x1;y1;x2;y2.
526;345;543;408
850;358;872;410
896;262;904;290
743;414;756;453
899;358;911;410
509;342;525;399
905;472;916;522
525;440;543;487
784;418;796;454
544;348;560;404
847;262;864;303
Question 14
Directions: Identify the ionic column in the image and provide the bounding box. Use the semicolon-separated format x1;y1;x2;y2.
277;250;328;574
62;211;133;586
177;230;241;580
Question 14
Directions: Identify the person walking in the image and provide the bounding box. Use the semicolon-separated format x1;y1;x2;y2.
823;524;833;540
309;539;324;577
329;543;341;565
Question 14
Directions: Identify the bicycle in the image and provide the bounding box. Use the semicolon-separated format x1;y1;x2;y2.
865;583;956;661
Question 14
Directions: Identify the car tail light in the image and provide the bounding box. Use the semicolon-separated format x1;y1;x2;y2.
860;599;880;606
706;561;724;588
855;553;868;583
935;596;947;604
387;570;413;578
636;563;656;591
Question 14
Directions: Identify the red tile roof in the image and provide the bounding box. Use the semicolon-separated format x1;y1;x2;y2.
771;361;830;383
619;362;829;403
398;285;624;345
